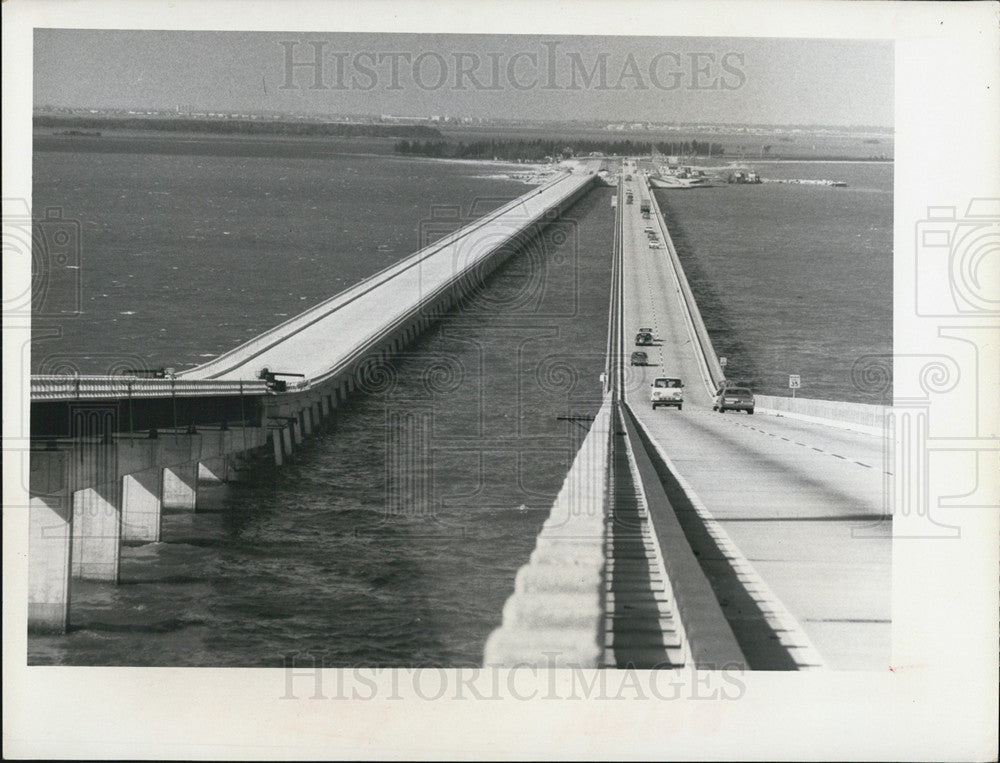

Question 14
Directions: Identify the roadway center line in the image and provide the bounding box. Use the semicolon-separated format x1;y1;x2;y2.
731;420;882;472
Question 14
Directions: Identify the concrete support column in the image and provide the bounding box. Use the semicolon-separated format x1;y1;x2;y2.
282;426;294;457
163;463;198;511
226;452;250;482
272;429;284;466
199;456;228;484
28;451;72;633
302;405;313;436
320;394;331;417
122;467;162;543
71;482;122;582
292;415;304;445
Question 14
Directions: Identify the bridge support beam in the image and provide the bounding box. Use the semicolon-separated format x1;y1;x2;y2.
302;406;313;436
163;463;198;511
71;482;121;582
28;451;72;633
122;466;162;543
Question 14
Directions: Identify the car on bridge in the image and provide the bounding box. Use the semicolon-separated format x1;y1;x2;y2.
630;351;649;366
650;377;683;410
635;328;654;345
713;386;755;414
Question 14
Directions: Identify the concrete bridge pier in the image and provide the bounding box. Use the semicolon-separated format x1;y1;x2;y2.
122;466;163;542
270;428;285;466
264;403;298;464
71;482;122;581
28;451;73;633
307;396;321;433
198;456;228;484
163;463;198;510
28;422;270;632
226;452;251;481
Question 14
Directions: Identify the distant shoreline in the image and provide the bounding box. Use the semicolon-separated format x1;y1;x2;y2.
33;115;893;164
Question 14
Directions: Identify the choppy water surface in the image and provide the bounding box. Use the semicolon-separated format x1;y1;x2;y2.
656;161;892;402
29;135;613;665
28;135;890;665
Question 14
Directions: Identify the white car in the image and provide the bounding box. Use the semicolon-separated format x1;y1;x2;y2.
651;377;684;410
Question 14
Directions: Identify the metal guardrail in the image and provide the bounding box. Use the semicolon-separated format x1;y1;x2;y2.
30;375;271;401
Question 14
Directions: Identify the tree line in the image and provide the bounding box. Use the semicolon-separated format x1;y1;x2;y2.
393;137;726;161
35;115;442;139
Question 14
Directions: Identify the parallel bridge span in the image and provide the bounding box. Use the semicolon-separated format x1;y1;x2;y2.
27;169;598;633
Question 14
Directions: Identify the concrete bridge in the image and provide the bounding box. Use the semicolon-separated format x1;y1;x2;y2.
485;171;891;670
28;164;891;671
27;169;596;632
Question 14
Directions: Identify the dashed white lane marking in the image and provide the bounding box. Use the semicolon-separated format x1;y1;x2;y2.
728;419;892;476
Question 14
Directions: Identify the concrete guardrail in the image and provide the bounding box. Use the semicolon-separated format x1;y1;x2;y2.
645;178;725;393
483;395;612;667
755;394;888;436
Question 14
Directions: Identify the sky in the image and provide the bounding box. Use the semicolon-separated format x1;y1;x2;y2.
34;30;893;127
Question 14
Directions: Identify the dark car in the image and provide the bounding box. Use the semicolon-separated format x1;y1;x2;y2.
630;351;649;366
713;386;755;414
635;328;653;345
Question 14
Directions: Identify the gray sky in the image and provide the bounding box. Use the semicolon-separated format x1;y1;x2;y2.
34;30;893;126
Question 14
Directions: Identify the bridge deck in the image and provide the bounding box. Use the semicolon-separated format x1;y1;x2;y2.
178;171;595;385
620;174;891;669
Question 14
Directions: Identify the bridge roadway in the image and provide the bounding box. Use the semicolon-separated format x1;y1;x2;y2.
619;173;891;669
179;170;595;384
